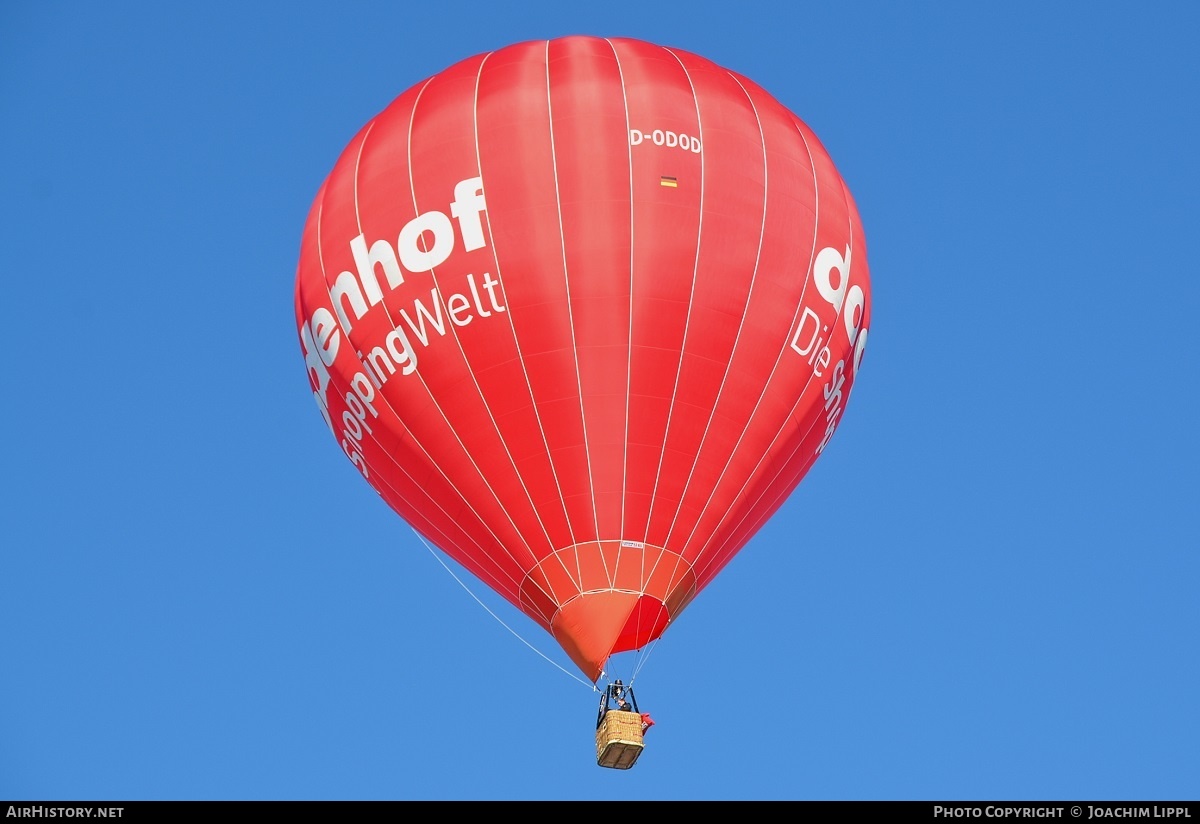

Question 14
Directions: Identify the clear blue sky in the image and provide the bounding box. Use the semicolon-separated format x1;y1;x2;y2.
2;0;1197;801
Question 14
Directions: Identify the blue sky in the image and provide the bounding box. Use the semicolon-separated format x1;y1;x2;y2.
2;0;1197;801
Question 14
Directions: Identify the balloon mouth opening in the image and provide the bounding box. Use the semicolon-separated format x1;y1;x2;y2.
551;592;670;682
518;540;698;680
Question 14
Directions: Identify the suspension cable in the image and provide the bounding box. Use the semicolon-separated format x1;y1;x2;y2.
409;526;594;689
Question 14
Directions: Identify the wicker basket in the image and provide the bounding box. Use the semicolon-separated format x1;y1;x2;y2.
595;710;645;769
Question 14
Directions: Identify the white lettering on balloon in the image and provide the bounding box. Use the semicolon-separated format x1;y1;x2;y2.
628;128;702;153
297;176;507;478
789;243;869;455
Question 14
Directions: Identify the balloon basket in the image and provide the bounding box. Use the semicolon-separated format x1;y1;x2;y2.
595;711;645;769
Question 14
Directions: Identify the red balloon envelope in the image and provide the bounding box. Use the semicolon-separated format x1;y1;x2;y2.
294;36;871;681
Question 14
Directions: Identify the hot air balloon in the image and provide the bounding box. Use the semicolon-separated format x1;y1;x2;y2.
294;36;871;689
